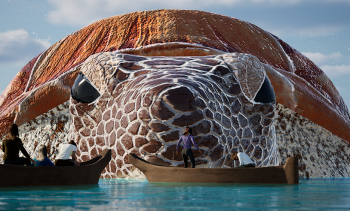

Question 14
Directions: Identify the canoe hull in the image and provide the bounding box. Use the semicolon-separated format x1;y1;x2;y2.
129;154;298;184
0;149;111;187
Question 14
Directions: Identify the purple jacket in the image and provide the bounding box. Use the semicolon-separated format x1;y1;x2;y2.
176;135;199;151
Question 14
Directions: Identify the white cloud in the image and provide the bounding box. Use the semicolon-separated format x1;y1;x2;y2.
46;0;328;26
0;29;51;66
320;65;350;78
264;24;345;37
249;0;304;4
46;0;350;39
47;0;186;26
301;52;350;78
302;52;343;65
326;0;350;2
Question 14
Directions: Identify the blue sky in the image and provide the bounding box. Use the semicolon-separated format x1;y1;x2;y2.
1;0;350;108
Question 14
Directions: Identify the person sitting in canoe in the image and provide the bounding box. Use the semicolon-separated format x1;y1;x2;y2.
55;140;80;166
2;123;36;165
32;145;55;166
176;126;203;168
231;152;256;168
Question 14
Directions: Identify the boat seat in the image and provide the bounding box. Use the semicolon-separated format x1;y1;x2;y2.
234;163;256;168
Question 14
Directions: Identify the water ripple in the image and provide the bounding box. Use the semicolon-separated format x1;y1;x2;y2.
0;178;350;210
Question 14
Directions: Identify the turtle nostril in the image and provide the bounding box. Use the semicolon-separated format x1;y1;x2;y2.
254;76;275;103
163;87;196;112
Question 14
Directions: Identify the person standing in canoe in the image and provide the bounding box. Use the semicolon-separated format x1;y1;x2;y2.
176;126;203;168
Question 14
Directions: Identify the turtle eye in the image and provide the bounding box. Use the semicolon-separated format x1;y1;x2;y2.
254;76;275;103
71;73;100;103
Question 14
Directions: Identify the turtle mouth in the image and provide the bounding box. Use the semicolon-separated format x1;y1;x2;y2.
118;42;225;57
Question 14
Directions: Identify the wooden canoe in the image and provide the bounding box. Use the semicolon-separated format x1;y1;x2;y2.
129;153;299;184
0;149;111;187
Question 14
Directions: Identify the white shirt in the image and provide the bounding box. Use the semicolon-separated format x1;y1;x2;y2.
237;152;254;166
55;143;77;160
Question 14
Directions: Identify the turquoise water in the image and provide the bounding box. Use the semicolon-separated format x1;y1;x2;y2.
1;178;350;210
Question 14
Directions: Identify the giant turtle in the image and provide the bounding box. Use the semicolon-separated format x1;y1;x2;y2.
1;10;349;178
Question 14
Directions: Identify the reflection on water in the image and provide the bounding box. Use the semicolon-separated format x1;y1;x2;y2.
0;178;350;210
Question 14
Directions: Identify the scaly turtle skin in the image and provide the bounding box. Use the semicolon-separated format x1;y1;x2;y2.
69;52;278;178
0;10;349;143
